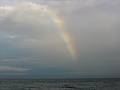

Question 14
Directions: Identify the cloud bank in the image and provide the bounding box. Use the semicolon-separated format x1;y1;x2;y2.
0;0;120;78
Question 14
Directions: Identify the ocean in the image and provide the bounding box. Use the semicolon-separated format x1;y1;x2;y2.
0;78;120;90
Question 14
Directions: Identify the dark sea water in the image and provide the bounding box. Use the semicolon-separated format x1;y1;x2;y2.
0;78;120;90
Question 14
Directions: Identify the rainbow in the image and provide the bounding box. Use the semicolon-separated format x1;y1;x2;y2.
0;2;78;59
46;9;77;59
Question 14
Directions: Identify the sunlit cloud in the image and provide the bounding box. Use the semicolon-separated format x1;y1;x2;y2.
0;5;14;20
0;66;30;72
7;35;17;39
0;72;27;75
0;5;14;10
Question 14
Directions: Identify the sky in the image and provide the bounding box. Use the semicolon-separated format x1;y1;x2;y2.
0;0;120;78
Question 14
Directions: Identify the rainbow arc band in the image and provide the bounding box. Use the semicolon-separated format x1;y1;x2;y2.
47;9;77;59
0;2;77;59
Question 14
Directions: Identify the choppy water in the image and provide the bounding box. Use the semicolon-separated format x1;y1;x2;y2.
0;78;120;90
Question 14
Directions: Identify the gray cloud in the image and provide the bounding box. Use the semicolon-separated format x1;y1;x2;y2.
0;0;120;78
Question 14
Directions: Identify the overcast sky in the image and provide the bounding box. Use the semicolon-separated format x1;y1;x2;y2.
0;0;120;78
